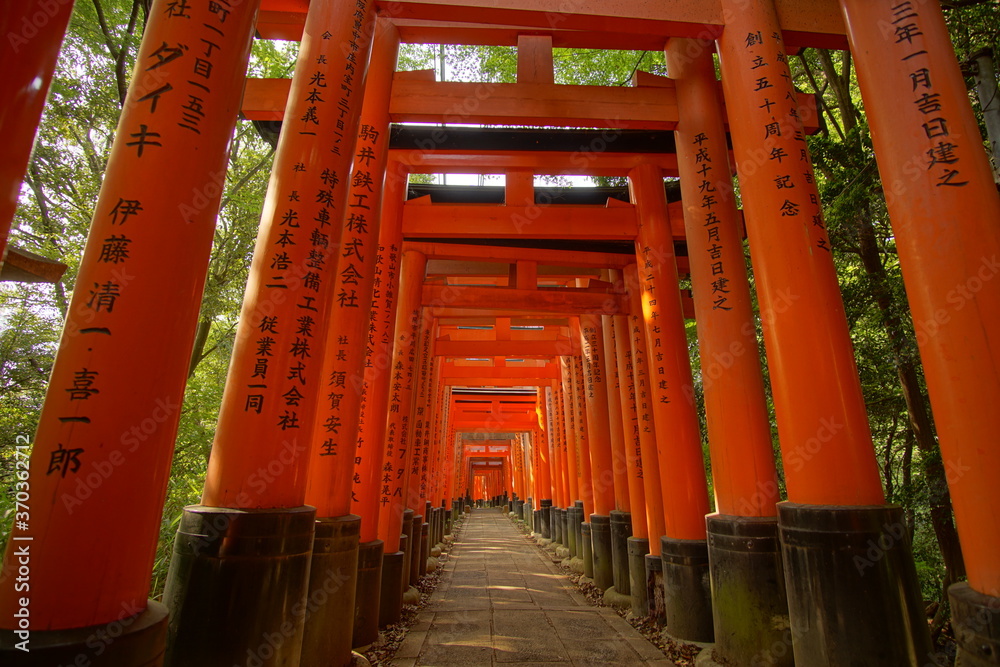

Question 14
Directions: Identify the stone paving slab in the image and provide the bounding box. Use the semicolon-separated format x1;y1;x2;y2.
393;509;677;666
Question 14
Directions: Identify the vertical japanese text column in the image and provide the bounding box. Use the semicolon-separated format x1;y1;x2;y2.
716;0;931;662
628;163;713;640
839;1;1000;661
624;263;667;621
667;36;786;661
376;250;427;586
610;276;648;616
601;285;635;602
356;160;407;626
0;1;261;663
162;1;377;665
579;313;617;592
302;14;398;661
535;386;553;512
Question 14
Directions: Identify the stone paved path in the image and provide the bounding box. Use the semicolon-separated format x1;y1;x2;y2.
392;509;676;666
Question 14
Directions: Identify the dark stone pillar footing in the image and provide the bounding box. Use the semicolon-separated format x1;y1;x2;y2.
301;515;361;667
408;514;423;585
591;514;614;591
610;511;632;596
628;537;650;618
0;601;168;666
645;552;666;625
661;536;713;643
540;499;552;539
706;514;790;666
949;582;1000;666
778;502;932;666
378;550;404;627
353;539;384;649
162;505;316;666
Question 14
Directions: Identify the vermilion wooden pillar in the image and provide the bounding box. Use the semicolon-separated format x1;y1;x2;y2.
539;384;560;539
579;313;617;591
717;1;931;662
0;0;76;265
163;2;377;664
559;357;580;520
629;163;713;638
354;163;405;541
571;353;596;577
610;295;649;617
377;250;427;597
571;354;594;514
405;334;436;582
839;2;1000;661
535;387;553;512
305;17;400;654
625;265;668;622
0;1;260;662
550;382;569;509
667;37;786;659
601;293;635;606
306;17;399;520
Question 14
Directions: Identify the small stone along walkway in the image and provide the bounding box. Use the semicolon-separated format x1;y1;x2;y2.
392;510;677;666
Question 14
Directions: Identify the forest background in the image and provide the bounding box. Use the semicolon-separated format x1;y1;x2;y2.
1;0;999;651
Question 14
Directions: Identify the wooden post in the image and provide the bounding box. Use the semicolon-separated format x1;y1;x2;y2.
667;35;786;662
0;1;261;661
839;1;1000;661
376;250;428;548
717;1;931;661
354;161;407;542
165;1;378;663
0;0;76;265
579;313;616;590
306;17;400;522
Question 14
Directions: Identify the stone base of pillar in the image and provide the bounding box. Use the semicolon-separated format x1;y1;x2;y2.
301;515;361;667
949;582;1000;666
778;503;932;665
418;521;430;577
408;514;423;586
706;514;789;666
628;537;650;617
567;506;580;557
163;505;316;666
661;536;713;643
0;600;168;666
581;522;594;579
353;539;384;649
540;499;552;539
610;511;632;596
645;552;666;625
378;550;405;627
555;508;566;546
591;514;614;591
401;509;415;589
398;531;412;601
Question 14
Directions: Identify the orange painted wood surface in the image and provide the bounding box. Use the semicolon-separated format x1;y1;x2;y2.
256;0;848;50
717;0;884;506
840;0;1000;596
0;0;262;629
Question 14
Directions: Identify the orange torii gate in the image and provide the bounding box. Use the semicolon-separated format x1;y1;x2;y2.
2;1;999;667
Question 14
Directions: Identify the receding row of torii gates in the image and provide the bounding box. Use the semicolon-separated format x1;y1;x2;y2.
2;0;1000;665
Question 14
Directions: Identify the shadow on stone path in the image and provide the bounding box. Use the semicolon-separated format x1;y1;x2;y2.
392;509;676;666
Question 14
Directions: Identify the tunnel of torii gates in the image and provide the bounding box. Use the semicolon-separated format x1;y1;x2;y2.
1;0;1000;665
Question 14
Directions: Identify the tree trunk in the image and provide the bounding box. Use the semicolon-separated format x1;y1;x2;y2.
855;212;966;587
